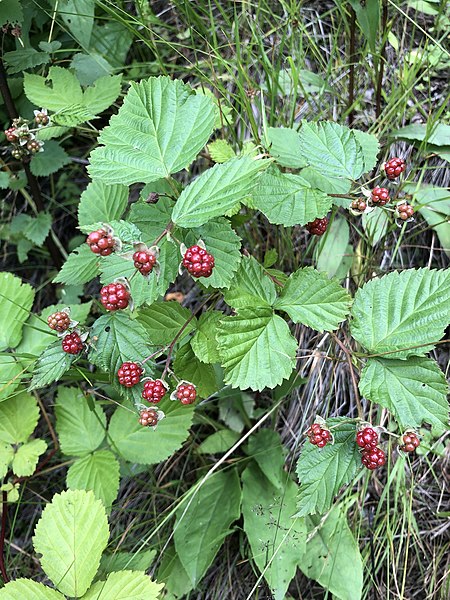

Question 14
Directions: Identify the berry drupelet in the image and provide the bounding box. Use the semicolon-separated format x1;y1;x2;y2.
399;432;420;453
361;446;386;470
356;427;379;449
351;199;367;212
117;362;143;387
86;229;115;256
396;203;414;221
175;383;197;405
100;282;130;311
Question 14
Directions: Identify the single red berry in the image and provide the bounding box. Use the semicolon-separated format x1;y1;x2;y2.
117;362;143;387
138;409;159;427
133;250;157;275
384;157;406;180
142;379;167;403
351;199;367;212
182;245;215;278
175;382;197;405
47;311;71;332
371;187;390;206
86;229;115;256
306;217;328;236
396;203;414;221
361;447;386;470
4;127;18;143
307;423;332;448
399;432;420;453
100;282;130;311
62;332;83;354
356;427;379;449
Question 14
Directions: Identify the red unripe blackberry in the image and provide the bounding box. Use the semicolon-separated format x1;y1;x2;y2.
356;427;379;449
396;203;414;221
307;423;332;448
86;229;115;256
47;311;71;332
62;332;83;354
138;409;159;427
175;382;197;405
371;187;390;206
5;127;18;143
133;250;157;275
117;362;142;387
384;157;406;180
306;217;328;236
361;446;386;470
351;199;367;212
182;245;215;278
142;379;167;403
100;282;130;311
399;432;420;453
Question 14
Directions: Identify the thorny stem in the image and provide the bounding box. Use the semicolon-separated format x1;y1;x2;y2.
330;332;363;418
0;491;9;583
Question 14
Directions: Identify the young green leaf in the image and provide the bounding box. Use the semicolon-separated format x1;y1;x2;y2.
0;444;15;479
315;216;352;280
67;450;120;511
29;341;76;391
137;301;195;346
191;311;222;364
266;126;306;169
53;244;100;285
223;256;277;309
242;463;306;600
82;74;122;116
217;308;297;391
0;391;39;443
173;343;218;398
252;170;332;226
78;180;129;227
24;66;83;112
0;579;65;600
12;439;47;477
274;267;351;332
88;76;216;185
10;212;53;246
55;387;106;457
171;157;267;228
0;272;34;351
350;268;450;358
359;357;449;435
81;570;164;600
207;139;235;163
173;470;241;586
296;419;360;516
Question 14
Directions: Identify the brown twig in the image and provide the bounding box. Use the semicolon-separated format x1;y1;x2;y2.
0;491;9;583
330;331;363;418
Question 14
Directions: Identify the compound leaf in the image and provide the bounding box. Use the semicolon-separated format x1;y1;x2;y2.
12;439;47;477
67;450;120;511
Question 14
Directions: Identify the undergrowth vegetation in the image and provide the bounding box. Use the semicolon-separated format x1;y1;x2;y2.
0;1;449;599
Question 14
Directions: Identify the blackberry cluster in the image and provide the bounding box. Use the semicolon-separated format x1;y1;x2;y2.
307;423;332;448
117;362;143;387
142;379;167;403
100;283;130;311
357;426;386;470
182;245;215;278
306;217;328;236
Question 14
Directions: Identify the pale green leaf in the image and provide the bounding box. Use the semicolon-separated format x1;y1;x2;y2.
299;166;351;194
223;256;277;309
172;157;267;228
352;129;380;173
53;244;100;285
390;123;450;146
207;139;235;163
36;124;70;141
55;387;106;456
128;197;174;245
24;67;83;112
191;311;222;364
350;268;450;358
78;180;129;227
246;429;286;490
4;49;49;74
348;0;380;52
359;357;449;435
108;401;194;464
296;419;360;517
196;430;240;454
174;470;241;586
0;356;22;402
59;0;95;48
88;76;216;184
67;450;120;510
275;267;351;332
30;141;70;177
33;489;109;597
173;342;218;398
252;169;332;227
0;579;65;600
302;506;363;600
12;438;47;477
315;217;352;279
362;208;390;246
0;444;14;479
0;272;34;351
0;390;39;443
82;74;122;116
136;301;195;346
217;308;297;391
29;341;76;390
51;104;93;127
82;570;164;600
266;126;306;169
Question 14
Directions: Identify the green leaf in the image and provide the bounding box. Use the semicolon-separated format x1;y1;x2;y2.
191;311;222;364
217;308;297;391
24;67;83;112
0;356;22;402
315;217;352;279
4;49;49;74
242;463;306;600
0;0;24;27
30;141;70;177
298;121;364;183
82;74;122;116
0;444;15;479
107;400;194;465
296;419;360;517
58;0;94;47
174;470;241;586
223;256;277;309
172;157;267;228
246;429;286;490
252;169;332;227
173;342;218;398
137;301;195;346
33;489;109;597
157;545;193;598
128;197;174;245
409;185;450;258
98;550;156;579
350;268;450;358
67;450;120;510
53;244;100;285
302;506;363;600
299;166;351;194
0;390;39;443
88;76;216;185
10;212;53;246
12;438;47;477
275;267;351;332
90;21;133;70
0;579;65;600
29;341;75;390
89;312;151;376
0;272;34;351
207;139;235;163
266;126;306;169
359;357;449;435
196;430;241;454
352;129;380;173
51;104;93;126
39;41;62;53
71;52;113;86
390;123;450;146
78;180;129;227
362;208;390;246
81;570;164;600
348;0;380;53
55;387;106;457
